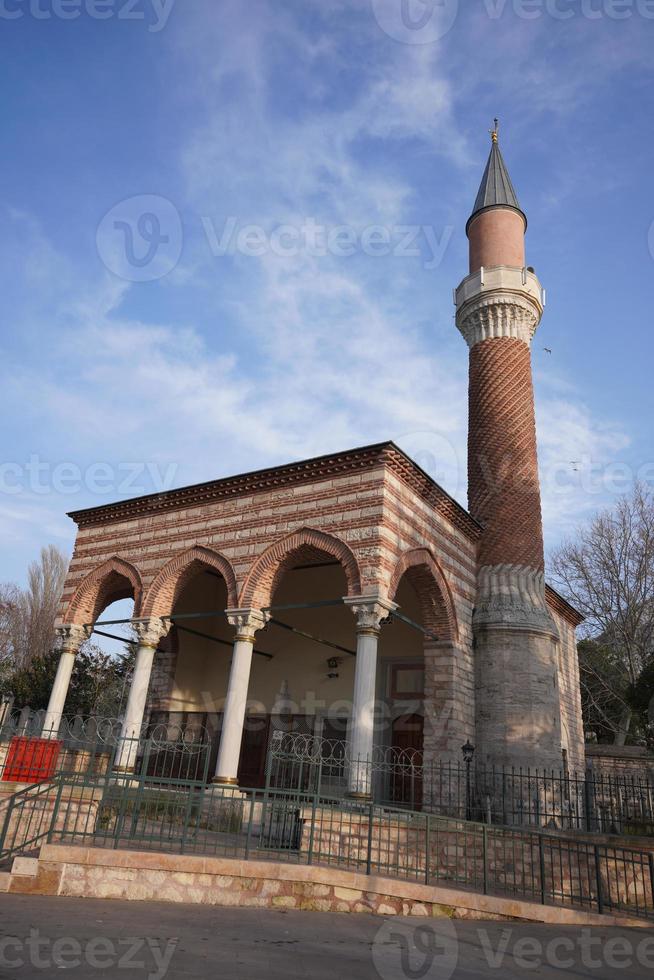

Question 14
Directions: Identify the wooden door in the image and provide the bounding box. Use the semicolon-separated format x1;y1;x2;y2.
391;713;424;808
238;716;271;788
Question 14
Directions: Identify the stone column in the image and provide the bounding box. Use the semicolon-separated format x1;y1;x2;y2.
42;625;91;737
114;618;170;773
213;609;269;786
344;597;397;798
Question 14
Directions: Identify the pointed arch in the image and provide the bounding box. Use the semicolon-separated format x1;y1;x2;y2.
240;527;362;608
64;557;143;626
389;548;459;643
142;546;238;618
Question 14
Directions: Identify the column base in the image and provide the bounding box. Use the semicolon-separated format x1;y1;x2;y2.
212;776;239;786
346;791;372;802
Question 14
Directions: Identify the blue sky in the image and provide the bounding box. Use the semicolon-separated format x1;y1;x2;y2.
1;0;653;590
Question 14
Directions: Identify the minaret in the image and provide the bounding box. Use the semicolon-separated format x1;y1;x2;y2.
455;123;562;770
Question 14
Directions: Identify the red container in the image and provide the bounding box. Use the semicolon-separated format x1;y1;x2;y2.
2;736;62;784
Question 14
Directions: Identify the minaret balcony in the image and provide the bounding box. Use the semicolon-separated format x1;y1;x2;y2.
455;264;544;314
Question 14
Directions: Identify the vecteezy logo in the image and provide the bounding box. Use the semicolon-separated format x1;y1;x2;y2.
395;429;464;498
371;0;459;44
96;194;183;282
372;920;458;980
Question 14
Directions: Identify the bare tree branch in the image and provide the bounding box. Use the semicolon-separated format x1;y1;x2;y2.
551;484;654;744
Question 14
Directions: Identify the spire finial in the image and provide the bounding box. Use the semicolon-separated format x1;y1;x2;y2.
490;118;499;144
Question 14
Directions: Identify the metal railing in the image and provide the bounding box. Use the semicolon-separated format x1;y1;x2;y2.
3;713;653;838
2;771;654;921
0;709;211;786
266;731;654;835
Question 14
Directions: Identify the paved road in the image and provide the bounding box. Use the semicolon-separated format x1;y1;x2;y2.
0;895;653;978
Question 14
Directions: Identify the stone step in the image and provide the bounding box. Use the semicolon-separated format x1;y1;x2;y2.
11;856;39;877
0;872;10;893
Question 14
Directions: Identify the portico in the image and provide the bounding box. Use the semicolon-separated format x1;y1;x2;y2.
43;444;500;795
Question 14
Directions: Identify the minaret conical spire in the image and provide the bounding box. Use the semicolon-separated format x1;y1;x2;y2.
467;122;526;235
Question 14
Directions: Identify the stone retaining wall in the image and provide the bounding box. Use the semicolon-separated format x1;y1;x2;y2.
4;844;650;928
300;807;654;915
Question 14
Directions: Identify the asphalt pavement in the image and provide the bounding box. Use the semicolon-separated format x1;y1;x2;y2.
0;894;653;979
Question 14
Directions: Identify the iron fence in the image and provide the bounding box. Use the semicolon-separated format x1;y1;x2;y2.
0;709;211;786
266;731;654;835
2;713;653;838
2;771;654;921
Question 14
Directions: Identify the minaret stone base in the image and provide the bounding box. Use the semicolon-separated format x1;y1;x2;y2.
473;565;563;770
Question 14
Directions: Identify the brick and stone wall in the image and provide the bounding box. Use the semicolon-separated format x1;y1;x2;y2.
548;600;585;773
586;745;654;781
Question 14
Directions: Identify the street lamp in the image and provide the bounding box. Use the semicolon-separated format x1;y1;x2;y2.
461;740;475;821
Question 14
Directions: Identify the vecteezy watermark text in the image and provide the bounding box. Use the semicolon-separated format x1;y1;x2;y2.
0;931;177;979
372;921;654;980
482;0;654;20
0;457;179;497
0;0;175;31
202;217;454;270
371;0;654;46
96;196;455;281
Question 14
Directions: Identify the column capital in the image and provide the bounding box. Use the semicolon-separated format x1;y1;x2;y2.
133;617;170;650
55;624;92;654
344;596;398;635
226;608;270;642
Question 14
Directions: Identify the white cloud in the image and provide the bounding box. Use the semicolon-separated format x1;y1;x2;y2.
0;0;640;589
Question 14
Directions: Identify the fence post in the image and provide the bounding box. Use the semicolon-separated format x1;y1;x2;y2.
482;825;488;896
139;737;152;780
244;793;255;861
366;803;374;876
47;778;65;844
425;814;430;886
201;741;211;785
594;844;604;915
113;777;130;850
584;770;594;833
179;788;195;855
307;792;318;867
0;795;16;856
316;750;324;799
648;853;654;914
538;834;546;906
264;735;275;793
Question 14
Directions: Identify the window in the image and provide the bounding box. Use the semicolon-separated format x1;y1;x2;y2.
390;665;425;699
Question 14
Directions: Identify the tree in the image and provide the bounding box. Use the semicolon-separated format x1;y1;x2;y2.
6;643;135;719
69;644;135;718
6;650;60;711
551;484;654;745
0;584;22;672
17;545;69;669
0;545;68;680
576;638;634;745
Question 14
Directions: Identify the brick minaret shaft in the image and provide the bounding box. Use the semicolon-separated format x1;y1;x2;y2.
455;125;563;770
